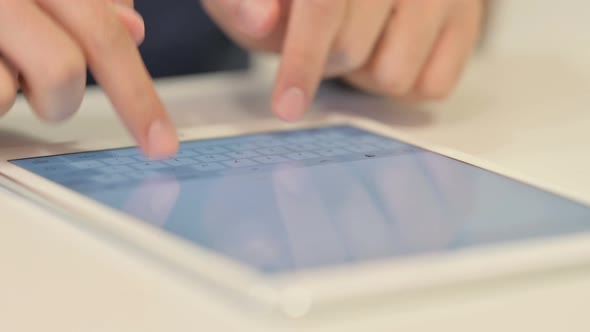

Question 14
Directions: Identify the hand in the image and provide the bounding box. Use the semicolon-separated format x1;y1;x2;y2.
0;0;178;157
202;0;484;121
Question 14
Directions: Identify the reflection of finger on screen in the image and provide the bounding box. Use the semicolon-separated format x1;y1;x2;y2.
124;175;180;227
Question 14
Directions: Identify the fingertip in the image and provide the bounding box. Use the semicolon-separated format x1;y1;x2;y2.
273;87;307;122
146;118;179;159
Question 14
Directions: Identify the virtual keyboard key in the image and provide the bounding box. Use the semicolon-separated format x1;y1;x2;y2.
21;156;68;166
159;166;198;177
284;143;319;152
130;161;167;171
193;163;227;171
54;169;101;178
254;155;289;164
314;131;345;139
312;133;345;141
227;150;260;159
174;149;200;158
90;174;127;184
195;154;232;163
254;139;284;147
285;152;320;160
223;159;259;168
64;152;111;161
133;155;158;162
111;149;140;157
283;135;316;144
345;144;380;153
70;160;105;169
316;148;350;157
316;140;345;148
194;146;230;154
256;147;290;155
97;165;134;174
352;135;386;144
224;142;259;151
102;157;135;165
123;170;160;180
373;141;408;150
163;158;197;167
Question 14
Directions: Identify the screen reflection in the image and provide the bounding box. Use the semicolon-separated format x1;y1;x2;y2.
12;126;590;273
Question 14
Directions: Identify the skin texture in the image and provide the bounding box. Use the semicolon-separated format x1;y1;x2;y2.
0;0;178;158
0;0;484;156
202;0;485;120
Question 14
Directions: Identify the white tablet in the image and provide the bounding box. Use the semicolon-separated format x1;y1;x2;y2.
2;114;590;319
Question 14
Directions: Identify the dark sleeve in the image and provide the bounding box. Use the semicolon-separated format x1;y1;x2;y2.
88;0;249;84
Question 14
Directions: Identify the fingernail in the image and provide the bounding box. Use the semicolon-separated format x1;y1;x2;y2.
275;87;306;122
147;118;179;159
239;0;272;37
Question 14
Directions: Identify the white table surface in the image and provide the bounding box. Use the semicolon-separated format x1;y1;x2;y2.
2;3;590;328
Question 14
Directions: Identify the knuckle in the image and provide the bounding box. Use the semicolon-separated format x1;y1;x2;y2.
83;1;129;55
88;22;128;56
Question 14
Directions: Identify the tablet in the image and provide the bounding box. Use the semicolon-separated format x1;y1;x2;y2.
2;115;590;319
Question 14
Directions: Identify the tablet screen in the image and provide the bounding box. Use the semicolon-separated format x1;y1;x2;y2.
11;126;590;273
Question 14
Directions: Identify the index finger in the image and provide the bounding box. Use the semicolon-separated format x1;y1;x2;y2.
39;0;178;158
272;0;347;121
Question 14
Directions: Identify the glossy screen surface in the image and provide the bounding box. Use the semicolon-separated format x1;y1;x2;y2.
12;126;590;273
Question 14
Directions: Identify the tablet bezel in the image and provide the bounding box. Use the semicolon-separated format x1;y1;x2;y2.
1;113;590;318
